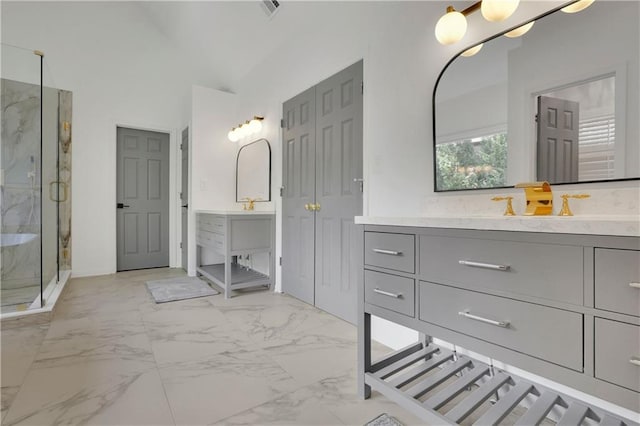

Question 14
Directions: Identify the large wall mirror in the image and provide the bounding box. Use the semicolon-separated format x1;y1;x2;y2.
236;138;271;203
433;1;639;191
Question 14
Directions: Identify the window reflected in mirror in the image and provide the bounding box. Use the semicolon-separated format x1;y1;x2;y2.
436;131;507;191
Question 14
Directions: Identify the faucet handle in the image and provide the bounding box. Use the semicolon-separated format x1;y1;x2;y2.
559;193;591;216
491;196;516;216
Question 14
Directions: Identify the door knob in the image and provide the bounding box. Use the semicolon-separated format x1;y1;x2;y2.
304;203;311;211
117;203;130;209
313;203;321;211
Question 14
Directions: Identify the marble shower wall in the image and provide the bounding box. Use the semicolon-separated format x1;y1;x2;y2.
1;78;42;291
1;78;73;297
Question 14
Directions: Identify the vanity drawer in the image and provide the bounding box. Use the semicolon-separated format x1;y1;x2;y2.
595;318;640;392
419;281;583;371
594;248;640;317
196;229;225;252
365;270;414;317
419;235;583;305
198;215;226;234
364;232;415;273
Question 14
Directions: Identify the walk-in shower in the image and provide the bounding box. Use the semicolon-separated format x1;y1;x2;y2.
1;43;72;317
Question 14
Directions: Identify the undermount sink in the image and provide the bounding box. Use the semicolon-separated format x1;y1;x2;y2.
1;233;38;248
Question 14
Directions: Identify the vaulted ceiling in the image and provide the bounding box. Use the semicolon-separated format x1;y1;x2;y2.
135;1;333;91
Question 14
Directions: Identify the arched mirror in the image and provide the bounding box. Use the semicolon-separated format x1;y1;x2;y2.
236;138;271;203
433;0;639;191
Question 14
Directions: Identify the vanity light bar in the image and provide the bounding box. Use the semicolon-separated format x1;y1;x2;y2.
228;116;264;142
435;0;595;47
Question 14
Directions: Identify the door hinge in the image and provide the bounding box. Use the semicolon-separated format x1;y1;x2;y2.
180;242;183;249
280;186;284;197
361;81;364;94
279;256;282;266
280;119;285;128
180;143;183;150
535;113;539;123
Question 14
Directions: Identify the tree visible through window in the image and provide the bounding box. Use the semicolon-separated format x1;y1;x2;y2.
435;132;507;191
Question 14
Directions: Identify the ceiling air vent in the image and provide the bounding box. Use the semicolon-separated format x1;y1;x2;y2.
260;0;281;18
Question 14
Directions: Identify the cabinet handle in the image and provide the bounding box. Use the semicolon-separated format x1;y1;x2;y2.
373;248;402;256
458;260;510;271
629;282;640;289
458;310;510;328
374;288;402;298
630;356;640;367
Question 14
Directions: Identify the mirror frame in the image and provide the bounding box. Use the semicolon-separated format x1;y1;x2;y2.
432;0;640;192
235;138;272;203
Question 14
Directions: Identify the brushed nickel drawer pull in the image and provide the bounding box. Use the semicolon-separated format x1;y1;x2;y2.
458;260;510;271
458;310;510;328
629;282;640;289
373;248;402;256
630;356;640;367
374;288;402;298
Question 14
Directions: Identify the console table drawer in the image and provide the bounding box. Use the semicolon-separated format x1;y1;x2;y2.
595;318;640;393
198;214;226;234
364;232;415;273
420;235;583;305
419;282;583;371
365;270;414;317
196;229;225;252
595;248;640;317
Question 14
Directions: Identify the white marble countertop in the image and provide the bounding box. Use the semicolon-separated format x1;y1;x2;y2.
355;215;640;237
194;210;275;215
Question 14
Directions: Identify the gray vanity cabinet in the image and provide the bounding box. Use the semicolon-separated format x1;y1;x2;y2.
358;225;640;424
196;212;275;298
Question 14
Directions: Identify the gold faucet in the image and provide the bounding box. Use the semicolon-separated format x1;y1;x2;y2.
491;196;516;216
242;198;256;211
558;194;591;216
515;181;553;215
242;197;263;211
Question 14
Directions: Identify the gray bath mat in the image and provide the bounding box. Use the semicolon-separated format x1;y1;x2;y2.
145;276;219;303
365;413;404;426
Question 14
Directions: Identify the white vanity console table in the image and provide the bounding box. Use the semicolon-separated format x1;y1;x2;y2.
195;211;275;298
356;217;639;425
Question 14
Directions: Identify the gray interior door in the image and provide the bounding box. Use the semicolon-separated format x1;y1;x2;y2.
282;60;363;324
181;127;189;272
282;87;316;305
537;95;580;183
314;61;363;324
116;127;170;271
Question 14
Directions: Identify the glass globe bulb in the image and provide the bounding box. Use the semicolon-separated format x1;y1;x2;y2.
435;9;467;45
242;121;251;136
248;118;263;133
461;43;483;57
561;0;594;13
504;21;534;38
228;129;239;142
481;0;520;22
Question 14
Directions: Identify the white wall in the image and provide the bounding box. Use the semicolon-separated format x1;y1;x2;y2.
2;2;196;276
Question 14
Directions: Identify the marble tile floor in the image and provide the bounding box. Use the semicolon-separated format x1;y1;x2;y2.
1;268;425;426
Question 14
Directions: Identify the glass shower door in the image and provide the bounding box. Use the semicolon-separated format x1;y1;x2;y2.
1;44;44;313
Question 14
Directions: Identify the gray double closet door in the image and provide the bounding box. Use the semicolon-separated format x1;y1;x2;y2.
282;60;363;324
